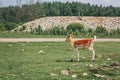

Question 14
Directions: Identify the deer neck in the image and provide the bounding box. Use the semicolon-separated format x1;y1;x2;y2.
69;38;74;47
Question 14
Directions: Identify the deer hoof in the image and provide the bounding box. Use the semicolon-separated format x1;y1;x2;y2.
92;60;95;62
71;59;73;62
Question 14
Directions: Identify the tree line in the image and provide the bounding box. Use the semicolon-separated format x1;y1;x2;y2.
0;2;120;24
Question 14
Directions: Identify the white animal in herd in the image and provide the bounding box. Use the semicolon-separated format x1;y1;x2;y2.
65;34;96;62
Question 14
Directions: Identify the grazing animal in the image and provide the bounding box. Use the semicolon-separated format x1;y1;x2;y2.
65;34;96;62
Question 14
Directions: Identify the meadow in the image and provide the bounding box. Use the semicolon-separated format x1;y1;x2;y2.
0;42;120;80
0;32;65;38
0;31;120;38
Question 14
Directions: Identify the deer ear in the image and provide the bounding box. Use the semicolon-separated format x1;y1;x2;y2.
70;33;73;36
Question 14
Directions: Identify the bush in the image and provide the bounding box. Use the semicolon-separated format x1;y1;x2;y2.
36;25;43;35
0;24;5;31
18;25;26;31
33;26;67;35
94;26;108;37
116;28;120;34
29;23;119;38
51;27;60;35
95;26;107;33
22;25;26;30
66;23;85;34
51;27;66;35
87;28;93;33
109;28;120;35
4;22;17;30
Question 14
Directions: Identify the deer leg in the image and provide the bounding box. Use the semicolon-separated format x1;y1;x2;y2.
71;48;79;62
89;46;95;61
77;51;79;62
71;49;75;62
92;48;95;61
75;48;79;62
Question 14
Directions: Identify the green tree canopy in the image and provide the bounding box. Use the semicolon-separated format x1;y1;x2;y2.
0;2;119;24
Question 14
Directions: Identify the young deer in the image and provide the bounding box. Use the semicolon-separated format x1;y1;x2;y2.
65;34;96;62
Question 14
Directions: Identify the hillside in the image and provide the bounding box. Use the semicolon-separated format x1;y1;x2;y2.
18;16;120;32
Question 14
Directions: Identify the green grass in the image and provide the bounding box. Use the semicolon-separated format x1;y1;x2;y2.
0;42;120;80
0;31;66;38
0;31;120;38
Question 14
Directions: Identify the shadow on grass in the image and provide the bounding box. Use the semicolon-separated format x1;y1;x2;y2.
56;59;91;63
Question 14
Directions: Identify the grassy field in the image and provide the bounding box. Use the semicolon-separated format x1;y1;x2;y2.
0;31;120;38
0;31;66;38
0;42;120;80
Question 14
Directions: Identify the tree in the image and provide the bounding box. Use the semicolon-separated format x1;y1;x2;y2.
106;6;115;16
60;2;72;16
0;2;120;25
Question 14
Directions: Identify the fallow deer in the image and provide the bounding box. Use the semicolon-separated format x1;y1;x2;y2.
65;34;96;62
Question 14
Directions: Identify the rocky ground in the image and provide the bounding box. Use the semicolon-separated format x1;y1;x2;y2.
17;16;120;32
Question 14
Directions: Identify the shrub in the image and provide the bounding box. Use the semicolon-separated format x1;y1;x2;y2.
42;27;66;35
51;27;66;35
51;27;60;35
0;24;5;31
66;23;85;34
95;26;107;34
36;25;43;35
18;25;26;31
87;28;93;33
116;28;120;34
109;28;120;36
22;25;26;30
4;22;17;30
94;26;108;37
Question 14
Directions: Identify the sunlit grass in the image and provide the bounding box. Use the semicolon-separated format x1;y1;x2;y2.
0;31;120;38
0;31;66;38
0;42;120;80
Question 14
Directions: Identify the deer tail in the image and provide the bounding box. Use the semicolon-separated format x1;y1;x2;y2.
93;35;96;41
